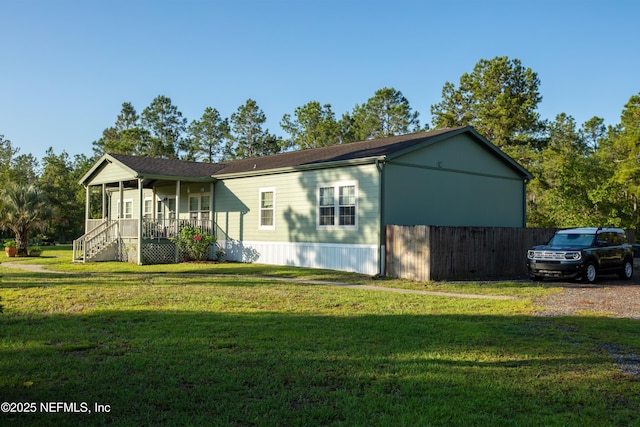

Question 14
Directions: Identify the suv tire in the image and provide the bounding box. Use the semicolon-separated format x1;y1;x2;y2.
582;261;597;283
619;258;634;280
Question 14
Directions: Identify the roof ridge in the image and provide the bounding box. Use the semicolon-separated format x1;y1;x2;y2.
81;126;531;184
212;127;468;174
111;126;466;168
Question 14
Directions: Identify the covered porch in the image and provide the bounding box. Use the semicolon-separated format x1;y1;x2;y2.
73;153;219;264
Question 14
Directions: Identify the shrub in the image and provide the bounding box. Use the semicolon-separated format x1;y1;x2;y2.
172;225;216;261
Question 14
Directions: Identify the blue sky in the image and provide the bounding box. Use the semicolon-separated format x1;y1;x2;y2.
2;0;638;162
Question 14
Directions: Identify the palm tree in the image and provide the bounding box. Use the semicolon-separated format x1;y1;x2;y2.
0;183;53;256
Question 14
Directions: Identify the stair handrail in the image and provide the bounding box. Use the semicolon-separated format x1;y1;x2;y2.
73;220;108;262
73;220;119;262
84;221;119;260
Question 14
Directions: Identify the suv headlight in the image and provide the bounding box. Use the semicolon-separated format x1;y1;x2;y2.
527;250;535;259
565;252;581;260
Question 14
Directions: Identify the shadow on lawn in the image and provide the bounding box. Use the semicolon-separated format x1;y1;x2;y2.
1;309;639;426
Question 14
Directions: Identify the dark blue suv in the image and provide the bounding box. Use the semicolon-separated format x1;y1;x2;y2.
527;227;634;283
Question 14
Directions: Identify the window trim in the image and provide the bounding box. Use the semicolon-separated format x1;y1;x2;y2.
155;196;177;221
143;197;153;219
258;187;276;230
117;198;134;219
189;194;200;220
317;181;358;230
188;193;211;221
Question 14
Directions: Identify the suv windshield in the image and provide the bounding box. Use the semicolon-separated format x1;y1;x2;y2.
548;233;596;248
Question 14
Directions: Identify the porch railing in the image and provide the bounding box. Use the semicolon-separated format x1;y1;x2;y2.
86;219;106;233
84;218;139;238
142;219;214;239
73;218;214;262
118;219;139;237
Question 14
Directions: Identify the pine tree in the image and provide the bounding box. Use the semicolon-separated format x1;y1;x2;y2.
430;56;543;147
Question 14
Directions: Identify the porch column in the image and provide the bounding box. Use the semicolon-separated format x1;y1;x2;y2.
137;178;143;265
85;185;90;232
175;180;181;235
210;182;215;236
152;186;157;221
175;180;181;263
119;181;124;219
102;183;106;220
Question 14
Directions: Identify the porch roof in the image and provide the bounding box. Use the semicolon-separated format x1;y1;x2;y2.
80;153;223;186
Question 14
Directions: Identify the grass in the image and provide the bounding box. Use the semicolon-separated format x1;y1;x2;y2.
1;247;639;426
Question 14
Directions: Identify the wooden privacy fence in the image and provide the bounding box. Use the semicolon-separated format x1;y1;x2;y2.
385;225;559;281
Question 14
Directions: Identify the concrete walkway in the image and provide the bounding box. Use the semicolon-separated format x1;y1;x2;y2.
1;262;73;274
0;262;520;300
206;274;522;300
324;283;521;300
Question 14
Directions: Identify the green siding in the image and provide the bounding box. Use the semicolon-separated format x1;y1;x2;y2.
153;184;177;200
384;133;526;227
108;188;145;219
215;164;380;245
396;133;517;177
87;162;135;185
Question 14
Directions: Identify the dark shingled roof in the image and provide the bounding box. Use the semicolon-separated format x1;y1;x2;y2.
91;126;530;182
109;154;225;179
212;127;460;176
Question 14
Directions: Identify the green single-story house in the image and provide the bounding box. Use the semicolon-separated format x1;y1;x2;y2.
74;126;532;274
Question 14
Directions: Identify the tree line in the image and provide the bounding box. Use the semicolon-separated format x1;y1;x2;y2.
2;56;640;246
91;87;422;161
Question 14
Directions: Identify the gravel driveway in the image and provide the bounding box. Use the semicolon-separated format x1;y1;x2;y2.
533;271;640;378
534;272;640;320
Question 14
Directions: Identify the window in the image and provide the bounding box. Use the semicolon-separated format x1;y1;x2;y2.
259;188;275;230
319;187;334;226
338;185;356;226
156;198;176;222
189;196;199;220
124;201;132;219
143;198;153;219
156;200;164;221
201;195;211;220
317;182;357;228
189;195;211;221
168;198;176;220
116;199;133;219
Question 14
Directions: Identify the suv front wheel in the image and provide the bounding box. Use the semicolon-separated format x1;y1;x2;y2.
582;262;597;283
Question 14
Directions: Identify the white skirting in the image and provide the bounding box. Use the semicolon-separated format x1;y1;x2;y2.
218;240;381;275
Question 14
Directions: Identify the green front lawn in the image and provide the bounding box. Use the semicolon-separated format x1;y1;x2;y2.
1;248;638;426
